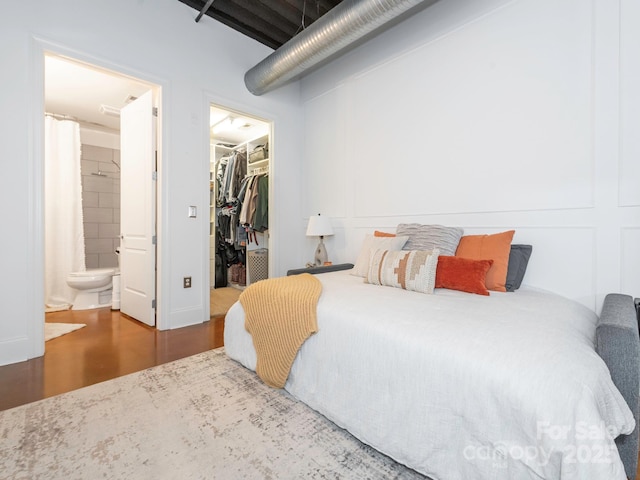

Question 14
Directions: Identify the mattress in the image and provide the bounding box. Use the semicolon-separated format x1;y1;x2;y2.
224;270;635;480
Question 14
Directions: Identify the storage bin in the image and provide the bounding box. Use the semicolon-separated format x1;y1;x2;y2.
248;144;268;163
247;249;268;285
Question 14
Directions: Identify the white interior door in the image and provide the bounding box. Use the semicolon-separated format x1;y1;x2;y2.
120;90;156;326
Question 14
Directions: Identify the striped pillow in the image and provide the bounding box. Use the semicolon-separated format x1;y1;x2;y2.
366;249;440;294
396;224;463;256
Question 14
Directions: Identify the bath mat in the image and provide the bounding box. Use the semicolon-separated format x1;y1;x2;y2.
44;322;86;341
45;304;71;313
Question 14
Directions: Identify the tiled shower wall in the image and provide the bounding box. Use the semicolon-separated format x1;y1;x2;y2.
80;144;120;269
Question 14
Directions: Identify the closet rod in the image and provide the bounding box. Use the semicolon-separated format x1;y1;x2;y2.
250;166;269;175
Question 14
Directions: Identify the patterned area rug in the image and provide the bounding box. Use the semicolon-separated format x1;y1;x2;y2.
0;348;427;479
44;322;86;341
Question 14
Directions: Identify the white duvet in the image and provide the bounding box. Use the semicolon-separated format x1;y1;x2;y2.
224;271;635;480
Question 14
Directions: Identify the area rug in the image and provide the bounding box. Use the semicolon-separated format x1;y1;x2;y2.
44;322;86;341
0;348;427;480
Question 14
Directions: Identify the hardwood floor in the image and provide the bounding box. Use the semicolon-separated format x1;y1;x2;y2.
0;307;226;412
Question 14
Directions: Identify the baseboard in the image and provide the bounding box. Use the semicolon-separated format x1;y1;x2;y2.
0;336;30;367
164;307;206;331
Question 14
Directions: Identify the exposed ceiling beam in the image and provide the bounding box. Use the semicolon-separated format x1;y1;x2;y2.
221;0;293;47
195;0;215;22
180;0;344;49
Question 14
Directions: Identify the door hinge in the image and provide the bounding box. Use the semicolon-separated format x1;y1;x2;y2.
152;235;157;245
152;107;158;117
152;171;157;180
152;299;156;309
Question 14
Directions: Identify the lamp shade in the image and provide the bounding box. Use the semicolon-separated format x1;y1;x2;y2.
306;214;334;237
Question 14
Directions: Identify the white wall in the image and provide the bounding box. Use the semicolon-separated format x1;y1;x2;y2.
300;0;640;311
0;0;304;365
2;0;638;367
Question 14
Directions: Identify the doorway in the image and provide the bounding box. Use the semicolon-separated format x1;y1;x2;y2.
44;53;160;330
209;104;271;315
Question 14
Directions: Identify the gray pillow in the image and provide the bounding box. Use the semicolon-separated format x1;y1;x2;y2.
505;244;532;292
396;224;463;256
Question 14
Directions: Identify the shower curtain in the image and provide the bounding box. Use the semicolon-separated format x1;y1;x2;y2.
44;115;85;310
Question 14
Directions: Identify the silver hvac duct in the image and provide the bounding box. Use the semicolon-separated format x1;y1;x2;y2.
244;0;431;96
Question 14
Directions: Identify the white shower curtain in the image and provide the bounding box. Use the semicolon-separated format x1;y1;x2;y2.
44;116;86;310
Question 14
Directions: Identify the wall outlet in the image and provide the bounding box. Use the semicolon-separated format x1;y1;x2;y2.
183;276;192;288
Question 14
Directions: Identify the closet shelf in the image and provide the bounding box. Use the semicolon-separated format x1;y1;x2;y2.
214;143;235;150
248;158;269;166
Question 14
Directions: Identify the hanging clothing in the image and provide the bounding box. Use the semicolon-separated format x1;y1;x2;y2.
221;153;234;204
216;155;230;206
217;207;233;244
214;147;268;270
253;174;269;232
247;177;260;226
237;173;268;231
227;152;247;202
239;176;258;226
236;175;251;207
219;150;248;204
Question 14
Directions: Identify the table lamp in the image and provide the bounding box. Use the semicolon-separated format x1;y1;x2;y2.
306;214;334;266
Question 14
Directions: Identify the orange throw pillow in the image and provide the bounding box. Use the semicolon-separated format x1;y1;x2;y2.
435;256;494;296
374;230;396;237
455;230;515;292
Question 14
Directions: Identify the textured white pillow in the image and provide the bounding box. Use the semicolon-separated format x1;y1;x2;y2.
351;235;409;277
366;249;440;294
396;223;463;256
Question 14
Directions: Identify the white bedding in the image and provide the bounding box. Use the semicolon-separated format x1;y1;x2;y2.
224;270;635;480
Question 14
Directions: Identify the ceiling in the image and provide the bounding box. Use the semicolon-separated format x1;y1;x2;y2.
45;1;348;129
44;0;345;135
210;105;270;145
178;0;344;49
45;54;268;144
45;55;154;132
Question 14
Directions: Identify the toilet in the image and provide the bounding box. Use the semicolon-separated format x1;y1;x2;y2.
66;268;115;310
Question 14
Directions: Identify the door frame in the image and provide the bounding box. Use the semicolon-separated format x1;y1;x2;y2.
203;93;276;318
29;37;169;358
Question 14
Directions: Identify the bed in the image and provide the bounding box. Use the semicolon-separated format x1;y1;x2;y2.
224;225;639;480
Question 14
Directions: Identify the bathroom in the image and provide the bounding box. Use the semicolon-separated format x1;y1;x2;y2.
79;138;121;276
45;106;121;313
44;54;154;313
69;132;121;309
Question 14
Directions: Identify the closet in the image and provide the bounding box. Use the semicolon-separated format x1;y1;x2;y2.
209;106;270;290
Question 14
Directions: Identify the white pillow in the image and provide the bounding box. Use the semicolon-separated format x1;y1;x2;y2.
366;249;440;294
351;234;409;277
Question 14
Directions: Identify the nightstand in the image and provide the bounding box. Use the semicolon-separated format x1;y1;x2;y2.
287;263;354;276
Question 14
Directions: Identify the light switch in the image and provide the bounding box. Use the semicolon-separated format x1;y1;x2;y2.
188;206;197;218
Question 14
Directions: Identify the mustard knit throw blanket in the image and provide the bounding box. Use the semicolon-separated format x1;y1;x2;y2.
240;273;322;388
